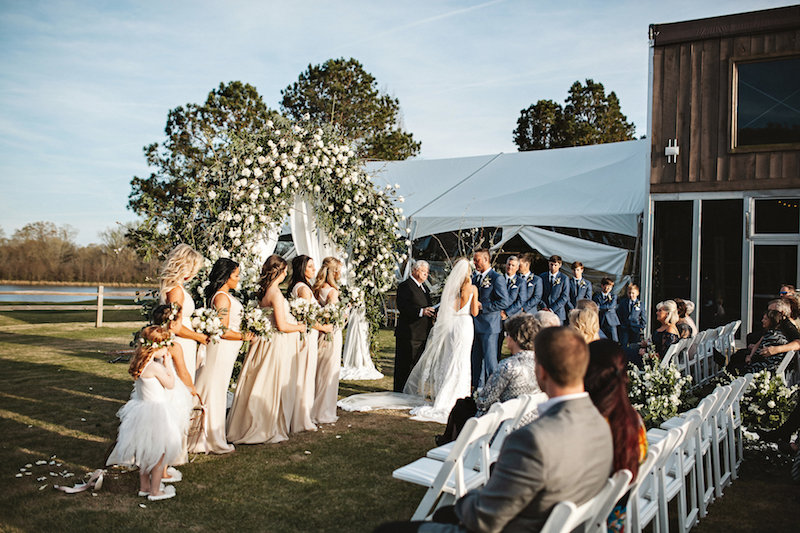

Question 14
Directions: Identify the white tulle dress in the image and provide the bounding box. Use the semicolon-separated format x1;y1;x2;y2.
107;360;183;473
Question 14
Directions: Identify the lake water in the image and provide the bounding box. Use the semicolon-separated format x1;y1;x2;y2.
0;285;152;303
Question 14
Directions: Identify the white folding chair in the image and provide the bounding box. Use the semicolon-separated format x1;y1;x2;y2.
732;373;753;473
649;414;702;533
725;377;749;481
393;410;501;520
628;428;682;533
619;447;658;532
540;470;632;533
588;469;634;533
776;350;798;386
710;385;734;498
685;331;708;387
660;340;685;368
698;330;719;385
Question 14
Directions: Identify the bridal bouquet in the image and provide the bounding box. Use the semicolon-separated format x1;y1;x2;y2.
190;307;227;343
315;302;349;341
240;303;273;340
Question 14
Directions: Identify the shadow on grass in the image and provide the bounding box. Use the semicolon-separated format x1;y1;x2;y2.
0;331;133;360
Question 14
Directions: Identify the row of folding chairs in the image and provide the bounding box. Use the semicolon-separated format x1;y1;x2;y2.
660;320;741;388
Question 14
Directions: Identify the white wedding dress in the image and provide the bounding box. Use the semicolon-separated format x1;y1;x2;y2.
337;260;473;424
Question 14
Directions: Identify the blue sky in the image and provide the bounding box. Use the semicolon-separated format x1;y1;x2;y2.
0;0;793;244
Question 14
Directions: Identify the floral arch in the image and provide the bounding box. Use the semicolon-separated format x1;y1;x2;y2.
142;116;408;371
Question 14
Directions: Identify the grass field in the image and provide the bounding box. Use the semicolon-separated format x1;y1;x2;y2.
0;308;798;532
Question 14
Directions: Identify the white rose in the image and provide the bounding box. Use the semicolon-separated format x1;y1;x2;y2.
244;158;252;166
253;168;263;178
241;168;252;177
208;190;217;200
767;400;776;408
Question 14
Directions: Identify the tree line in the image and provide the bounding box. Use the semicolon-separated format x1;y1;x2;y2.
0;222;157;284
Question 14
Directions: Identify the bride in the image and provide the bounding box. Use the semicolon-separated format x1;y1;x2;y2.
337;258;478;423
404;258;478;423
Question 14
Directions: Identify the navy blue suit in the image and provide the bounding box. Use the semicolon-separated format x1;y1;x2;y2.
593;291;620;342
471;269;510;388
567;278;593;312
520;272;542;313
498;274;526;354
538;271;570;323
618;297;646;347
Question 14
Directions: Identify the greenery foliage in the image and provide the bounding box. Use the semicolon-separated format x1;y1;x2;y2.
513;79;636;151
281;58;420;161
628;352;693;429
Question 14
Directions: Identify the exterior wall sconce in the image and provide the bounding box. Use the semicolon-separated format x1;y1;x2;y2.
665;139;679;163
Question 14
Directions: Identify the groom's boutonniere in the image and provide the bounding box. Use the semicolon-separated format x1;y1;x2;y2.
481;275;492;289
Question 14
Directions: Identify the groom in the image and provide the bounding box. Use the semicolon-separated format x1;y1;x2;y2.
471;249;510;389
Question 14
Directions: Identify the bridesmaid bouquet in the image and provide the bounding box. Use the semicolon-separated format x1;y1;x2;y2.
240;303;274;340
315;302;349;341
190;307;227;343
288;298;318;340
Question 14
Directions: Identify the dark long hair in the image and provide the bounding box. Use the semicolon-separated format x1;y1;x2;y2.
585;339;641;480
204;258;240;306
257;255;287;300
286;255;312;298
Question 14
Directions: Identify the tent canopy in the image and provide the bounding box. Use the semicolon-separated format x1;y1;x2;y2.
365;139;648;278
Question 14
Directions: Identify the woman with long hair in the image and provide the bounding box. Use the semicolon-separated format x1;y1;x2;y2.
311;256;345;424
159;244;208;382
227;255;306;444
585;339;647;530
286;255;332;433
191;258;253;453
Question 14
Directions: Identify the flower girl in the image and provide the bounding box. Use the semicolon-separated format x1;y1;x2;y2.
106;325;183;501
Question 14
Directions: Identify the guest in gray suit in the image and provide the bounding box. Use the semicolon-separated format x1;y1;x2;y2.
375;327;614;533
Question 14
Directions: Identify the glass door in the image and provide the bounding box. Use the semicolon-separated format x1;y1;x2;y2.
751;244;798;328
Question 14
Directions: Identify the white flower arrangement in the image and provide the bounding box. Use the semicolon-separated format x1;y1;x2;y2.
627;354;692;429
240;302;274;340
725;370;798;437
315;301;349;341
190;307;227;343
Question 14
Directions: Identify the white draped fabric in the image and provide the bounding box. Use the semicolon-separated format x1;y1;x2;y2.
289;197;383;381
252;226;279;265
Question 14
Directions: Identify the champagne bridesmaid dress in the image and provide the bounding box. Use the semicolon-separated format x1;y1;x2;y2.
312;287;341;424
289;283;318;433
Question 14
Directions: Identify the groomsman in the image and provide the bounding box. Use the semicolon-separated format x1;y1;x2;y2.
518;253;543;313
394;260;435;392
471;248;510;388
593;277;620;342
618;283;646;347
567;261;593;313
538;255;570;322
499;256;526;354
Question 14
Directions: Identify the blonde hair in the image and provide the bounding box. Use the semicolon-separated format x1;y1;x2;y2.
159;244;204;300
313;257;343;296
656;300;679;325
130;325;171;379
569;307;600;343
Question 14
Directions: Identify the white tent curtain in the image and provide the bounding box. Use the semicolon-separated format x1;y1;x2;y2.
289;196;383;381
253;226;279;265
496;225;630;281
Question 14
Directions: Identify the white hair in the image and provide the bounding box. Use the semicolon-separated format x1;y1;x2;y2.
534;310;561;327
656;300;679;325
685;300;695;315
411;260;429;273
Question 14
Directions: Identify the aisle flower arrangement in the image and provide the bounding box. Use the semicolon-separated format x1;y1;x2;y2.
628;352;693;428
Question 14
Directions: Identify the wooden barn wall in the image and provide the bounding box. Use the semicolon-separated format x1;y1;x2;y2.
651;28;800;193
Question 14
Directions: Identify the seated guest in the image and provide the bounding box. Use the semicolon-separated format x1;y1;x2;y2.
436;312;554;446
782;292;800;330
749;299;800;363
593;277;619;342
518;253;543;313
567;261;592;313
726;309;789;375
645;300;680;359
618;283;646;347
674;298;697;338
569;307;600;344
780;284;796;298
577;298;606;339
376;327;614;533
585;339;647;530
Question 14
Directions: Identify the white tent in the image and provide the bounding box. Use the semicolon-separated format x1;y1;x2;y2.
365;139;648;279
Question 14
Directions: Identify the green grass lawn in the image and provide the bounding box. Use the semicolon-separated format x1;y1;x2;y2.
0;310;797;532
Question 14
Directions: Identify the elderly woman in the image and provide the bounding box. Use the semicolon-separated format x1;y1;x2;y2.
435;312;555;445
645;300;680;359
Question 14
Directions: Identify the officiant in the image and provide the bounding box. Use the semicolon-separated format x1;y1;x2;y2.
394;260;435;392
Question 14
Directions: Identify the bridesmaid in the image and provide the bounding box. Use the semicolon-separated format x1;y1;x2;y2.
227;255;306;444
311;257;344;424
191;258;253;454
159;244;209;382
287;255;333;433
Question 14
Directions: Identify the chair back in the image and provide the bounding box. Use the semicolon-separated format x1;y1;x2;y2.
440;410;501;495
588;469;634;533
660;340;684;368
541;470;632;533
777;350;797;385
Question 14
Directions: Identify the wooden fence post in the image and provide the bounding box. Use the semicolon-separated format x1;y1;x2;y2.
95;285;104;327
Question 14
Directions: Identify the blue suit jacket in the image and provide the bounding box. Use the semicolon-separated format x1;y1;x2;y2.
618;297;646;331
568;278;593;311
593;292;620;327
472;269;510;335
521;273;542;313
538;271;570;321
504;273;526;317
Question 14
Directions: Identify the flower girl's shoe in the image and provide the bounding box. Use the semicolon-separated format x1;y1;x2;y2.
148;484;176;501
163;466;182;482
